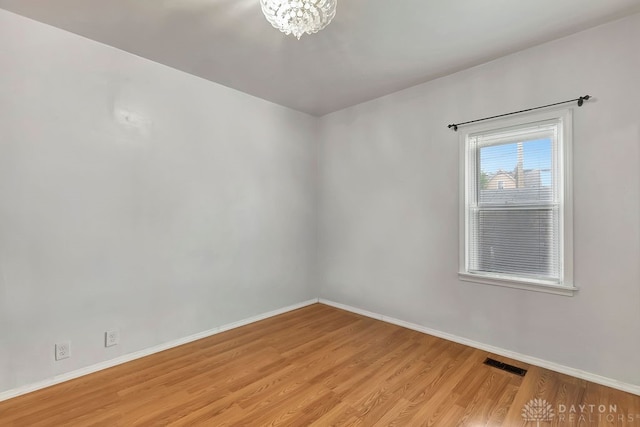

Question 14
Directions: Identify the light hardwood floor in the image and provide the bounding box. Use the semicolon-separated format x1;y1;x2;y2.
1;304;638;426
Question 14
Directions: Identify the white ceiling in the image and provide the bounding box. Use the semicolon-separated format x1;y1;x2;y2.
1;0;639;115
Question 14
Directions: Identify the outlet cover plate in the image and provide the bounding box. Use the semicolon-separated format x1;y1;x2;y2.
105;329;120;347
55;341;71;361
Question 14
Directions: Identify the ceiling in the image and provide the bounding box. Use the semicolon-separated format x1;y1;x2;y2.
1;0;639;116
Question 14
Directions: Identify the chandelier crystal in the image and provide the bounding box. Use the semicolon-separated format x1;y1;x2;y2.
260;0;337;40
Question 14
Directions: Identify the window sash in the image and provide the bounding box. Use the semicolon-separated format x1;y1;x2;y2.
469;126;559;209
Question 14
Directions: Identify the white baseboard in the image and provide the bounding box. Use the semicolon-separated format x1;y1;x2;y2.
0;298;319;403
4;297;637;402
318;299;640;396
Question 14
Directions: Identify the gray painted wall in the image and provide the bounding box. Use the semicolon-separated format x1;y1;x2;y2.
0;10;317;393
318;14;640;386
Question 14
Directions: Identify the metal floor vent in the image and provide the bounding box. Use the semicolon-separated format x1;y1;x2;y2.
483;357;527;376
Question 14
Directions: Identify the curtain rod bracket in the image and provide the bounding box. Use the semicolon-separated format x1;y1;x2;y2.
577;95;590;107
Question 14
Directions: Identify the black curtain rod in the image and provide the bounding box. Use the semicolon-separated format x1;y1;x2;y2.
447;95;591;131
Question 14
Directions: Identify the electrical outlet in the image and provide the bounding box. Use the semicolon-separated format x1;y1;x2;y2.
105;329;120;347
55;341;71;361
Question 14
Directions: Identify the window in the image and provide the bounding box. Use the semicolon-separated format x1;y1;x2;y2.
459;109;575;296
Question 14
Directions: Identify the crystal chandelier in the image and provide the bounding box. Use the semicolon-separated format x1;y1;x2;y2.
260;0;337;39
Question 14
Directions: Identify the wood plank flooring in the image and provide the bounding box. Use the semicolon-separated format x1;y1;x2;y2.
0;303;638;426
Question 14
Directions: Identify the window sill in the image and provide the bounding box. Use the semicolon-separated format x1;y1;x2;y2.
458;272;578;296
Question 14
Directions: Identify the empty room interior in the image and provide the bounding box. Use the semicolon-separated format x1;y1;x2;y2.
1;0;640;425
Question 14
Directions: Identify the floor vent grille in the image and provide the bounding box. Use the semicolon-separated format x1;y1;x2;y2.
483;357;527;376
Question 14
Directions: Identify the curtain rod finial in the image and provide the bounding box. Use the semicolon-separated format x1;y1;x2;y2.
578;95;590;107
448;124;458;131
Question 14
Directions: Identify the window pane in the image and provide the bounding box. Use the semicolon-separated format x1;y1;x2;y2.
469;208;560;280
478;138;553;205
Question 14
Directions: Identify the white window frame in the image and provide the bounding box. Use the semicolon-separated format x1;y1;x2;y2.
458;108;576;296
